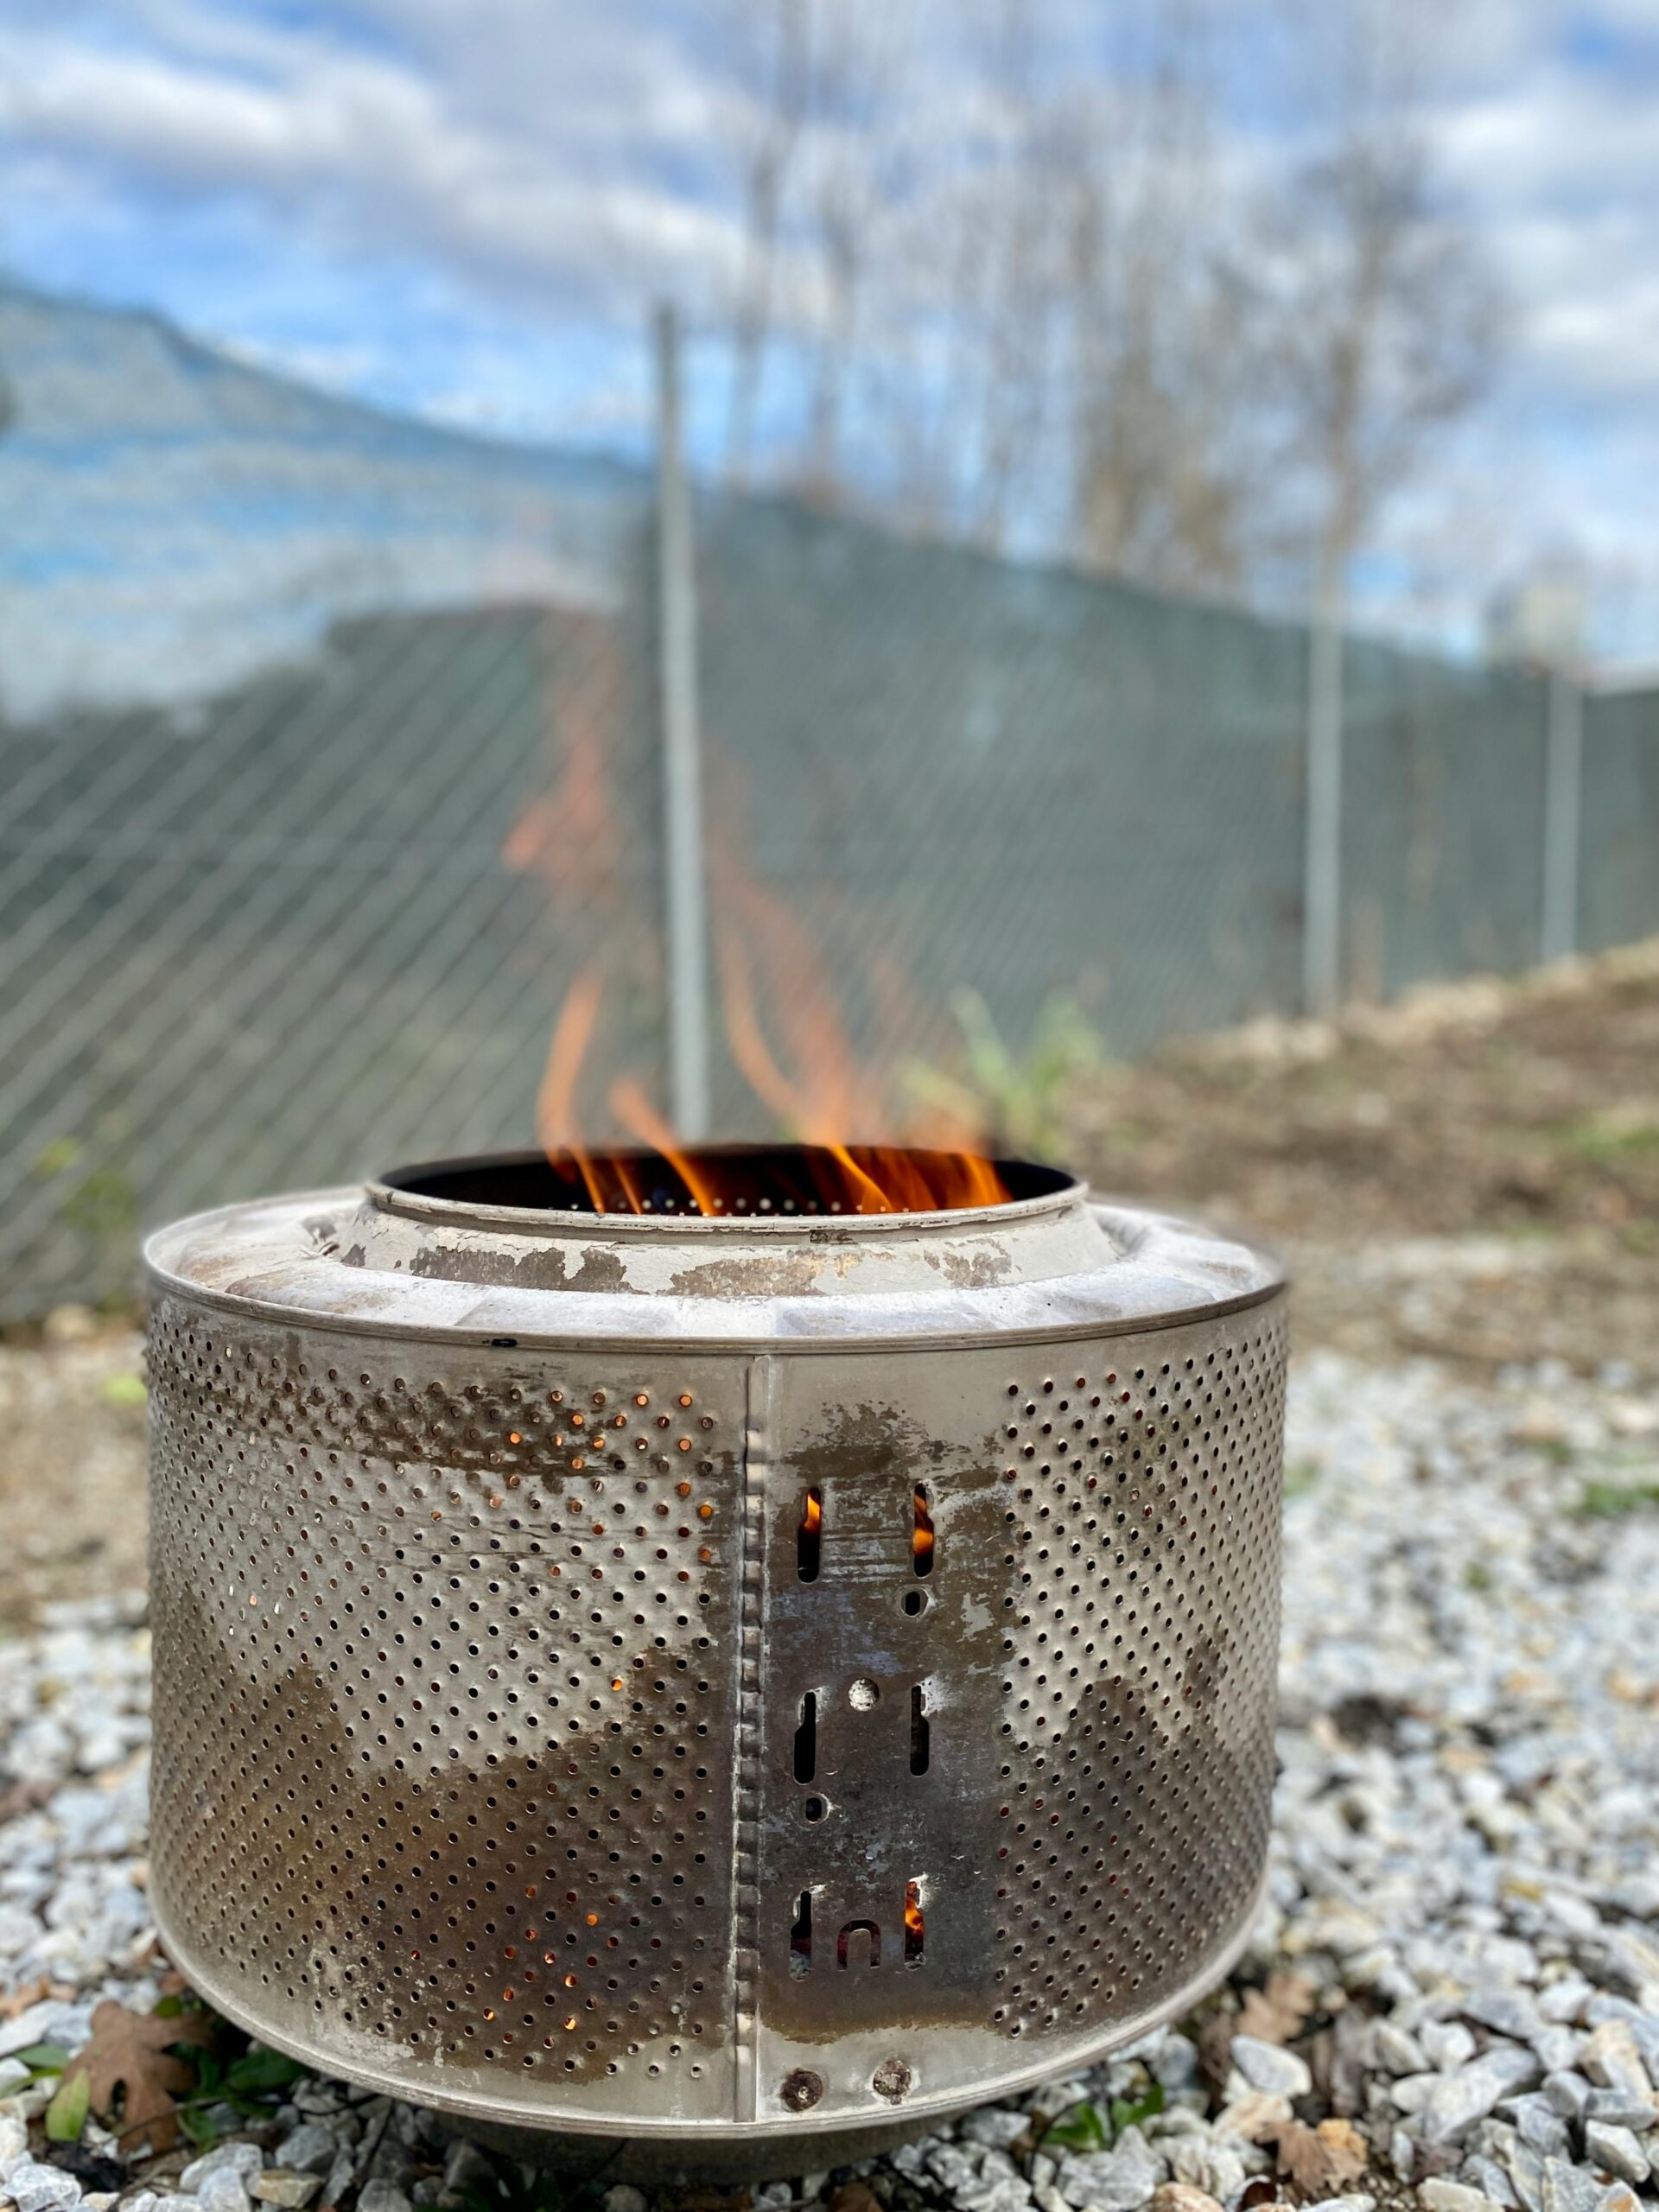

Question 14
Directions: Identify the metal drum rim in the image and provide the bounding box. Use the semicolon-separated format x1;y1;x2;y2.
143;1187;1287;1355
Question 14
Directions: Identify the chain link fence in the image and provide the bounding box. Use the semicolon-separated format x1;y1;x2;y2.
3;304;1658;1319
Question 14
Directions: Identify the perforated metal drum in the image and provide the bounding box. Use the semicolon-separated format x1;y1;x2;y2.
144;1149;1287;2180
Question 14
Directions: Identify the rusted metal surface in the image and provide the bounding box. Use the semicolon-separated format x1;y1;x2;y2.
146;1160;1287;2159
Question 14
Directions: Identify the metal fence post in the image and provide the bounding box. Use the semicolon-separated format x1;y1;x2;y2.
1541;666;1583;964
653;300;712;1139
1302;605;1344;1018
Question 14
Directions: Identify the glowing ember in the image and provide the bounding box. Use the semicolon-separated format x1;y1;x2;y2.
912;1484;935;1573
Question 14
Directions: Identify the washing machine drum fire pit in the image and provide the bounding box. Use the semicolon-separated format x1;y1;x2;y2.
144;1147;1287;2179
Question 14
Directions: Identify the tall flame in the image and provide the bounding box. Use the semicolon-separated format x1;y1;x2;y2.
506;639;1018;1216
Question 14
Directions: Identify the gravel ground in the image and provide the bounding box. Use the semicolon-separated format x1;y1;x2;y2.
3;1347;1657;2212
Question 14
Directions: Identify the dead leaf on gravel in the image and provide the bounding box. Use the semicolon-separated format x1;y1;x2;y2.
61;1997;217;2152
1270;2117;1369;2197
2;1974;73;2020
0;1778;60;1824
1198;2010;1240;2087
828;2185;886;2212
1235;1968;1319;2044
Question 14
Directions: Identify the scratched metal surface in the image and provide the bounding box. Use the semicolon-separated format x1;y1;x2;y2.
147;1174;1287;2150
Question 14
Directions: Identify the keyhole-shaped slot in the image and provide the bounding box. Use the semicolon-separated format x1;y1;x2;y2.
798;1488;823;1582
905;1880;925;1963
912;1484;934;1576
794;1691;817;1784
791;1890;812;1975
837;1919;880;1969
909;1684;931;1776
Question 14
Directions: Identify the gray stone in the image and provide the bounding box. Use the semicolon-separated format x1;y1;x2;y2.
1538;1981;1594;2026
1391;2072;1437;2114
1507;2100;1568;2157
0;2116;29;2182
1531;2030;1582;2077
1229;2036;1312;2100
1163;2143;1245;2207
1583;2088;1658;2130
927;2145;982;2196
181;2156;262;2200
1580;2024;1650;2099
1465;1990;1546;2044
1497;2137;1546;2212
1541;2074;1592;2119
273;2126;337;2178
358;2186;411;2212
1056;2138;1161;2212
976;2149;1023;2184
1421;2184;1503;2212
1422;2051;1544;2145
602;2191;647;2212
290;2080;344;2116
1591;2188;1643;2212
1538;2159;1603;2212
1583;2124;1649;2186
442;2143;495;2195
1460;2156;1520;2208
320;2151;356;2209
1424;2023;1480;2070
7;2157;84;2212
1374;2023;1427;2075
958;2180;1034;2212
1148;2037;1200;2092
197;2173;252;2212
251;2175;323;2209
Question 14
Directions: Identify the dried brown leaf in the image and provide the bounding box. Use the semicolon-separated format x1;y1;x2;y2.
1236;1969;1319;2046
828;2186;886;2212
62;1997;217;2152
1270;2117;1369;2198
1;1974;73;2021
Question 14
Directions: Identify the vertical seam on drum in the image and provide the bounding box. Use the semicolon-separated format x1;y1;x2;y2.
732;1351;770;2121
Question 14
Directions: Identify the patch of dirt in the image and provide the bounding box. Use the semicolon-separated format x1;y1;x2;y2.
1062;941;1659;1380
0;1323;147;1635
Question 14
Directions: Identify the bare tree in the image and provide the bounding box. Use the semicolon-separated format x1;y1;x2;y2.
707;0;1498;608
796;0;921;504
1253;0;1502;613
721;0;814;488
1058;3;1269;592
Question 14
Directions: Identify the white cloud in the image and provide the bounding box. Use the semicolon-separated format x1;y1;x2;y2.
0;2;750;321
1;0;1657;655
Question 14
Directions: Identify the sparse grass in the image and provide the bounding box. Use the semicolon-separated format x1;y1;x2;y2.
1554;1105;1659;1166
1573;1478;1659;1520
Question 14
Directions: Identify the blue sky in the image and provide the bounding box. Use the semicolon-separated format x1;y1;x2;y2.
2;0;1658;664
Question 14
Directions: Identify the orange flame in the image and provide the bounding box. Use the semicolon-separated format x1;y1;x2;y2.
507;637;1020;1217
904;1879;925;1961
607;1076;727;1217
535;965;607;1211
912;1484;935;1573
